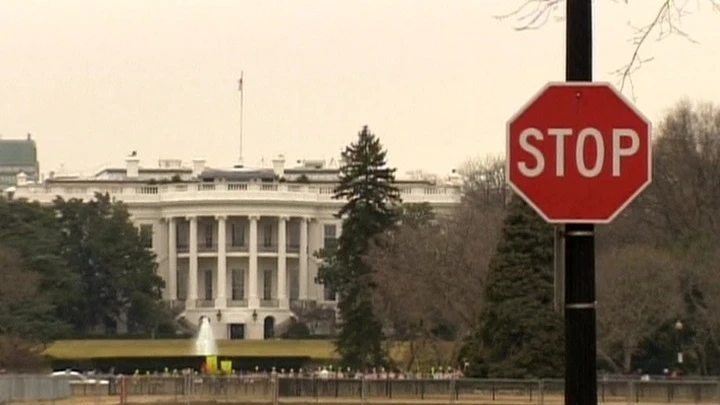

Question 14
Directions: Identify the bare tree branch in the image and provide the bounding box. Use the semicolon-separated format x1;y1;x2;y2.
597;244;683;373
497;0;719;100
495;0;564;30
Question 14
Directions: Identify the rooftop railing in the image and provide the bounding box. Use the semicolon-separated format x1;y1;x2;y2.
11;182;461;206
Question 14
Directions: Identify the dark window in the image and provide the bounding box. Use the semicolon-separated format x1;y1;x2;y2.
323;224;337;251
323;284;337;301
263;269;273;300
204;224;214;248
139;224;153;248
231;269;245;300
231;224;245;247
263;224;273;247
204;270;213;300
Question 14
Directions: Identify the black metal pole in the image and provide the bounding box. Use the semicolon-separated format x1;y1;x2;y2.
565;1;597;405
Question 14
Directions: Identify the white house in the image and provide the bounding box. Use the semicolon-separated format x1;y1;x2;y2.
9;155;461;340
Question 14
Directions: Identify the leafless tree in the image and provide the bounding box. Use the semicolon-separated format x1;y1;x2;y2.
640;99;720;242
617;100;720;374
456;155;508;207
496;0;719;99
596;244;682;373
670;243;720;374
368;157;507;369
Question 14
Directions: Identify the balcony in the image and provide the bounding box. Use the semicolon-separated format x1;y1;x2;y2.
227;299;248;307
258;244;277;253
261;299;279;308
227;243;248;253
176;243;300;255
290;299;316;312
198;243;217;253
12;182;461;206
196;300;215;308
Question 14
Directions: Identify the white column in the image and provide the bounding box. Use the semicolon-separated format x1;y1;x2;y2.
299;216;309;300
167;217;177;301
248;215;259;307
187;216;198;308
215;215;227;308
277;216;288;308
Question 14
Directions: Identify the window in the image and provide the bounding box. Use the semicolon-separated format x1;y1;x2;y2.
231;269;245;300
290;268;299;299
288;223;300;249
323;284;337;301
263;223;273;247
176;223;188;249
204;270;213;301
231;223;245;247
177;269;187;300
139;224;153;248
323;224;337;251
204;223;214;248
263;269;273;300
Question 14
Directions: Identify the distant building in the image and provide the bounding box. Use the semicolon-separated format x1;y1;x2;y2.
0;133;39;190
11;153;461;340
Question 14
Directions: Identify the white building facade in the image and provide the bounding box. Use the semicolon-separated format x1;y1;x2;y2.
9;155;461;340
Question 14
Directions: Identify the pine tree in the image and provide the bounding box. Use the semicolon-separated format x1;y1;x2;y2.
463;195;564;378
317;125;402;369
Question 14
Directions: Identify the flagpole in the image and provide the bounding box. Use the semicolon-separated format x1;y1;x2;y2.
238;71;244;167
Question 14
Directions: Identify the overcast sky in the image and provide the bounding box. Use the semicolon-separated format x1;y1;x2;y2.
1;0;718;177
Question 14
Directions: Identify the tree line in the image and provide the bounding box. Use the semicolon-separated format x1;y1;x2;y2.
322;100;720;377
0;194;174;370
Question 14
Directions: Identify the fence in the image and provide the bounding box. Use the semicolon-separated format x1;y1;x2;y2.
54;374;720;404
0;375;71;403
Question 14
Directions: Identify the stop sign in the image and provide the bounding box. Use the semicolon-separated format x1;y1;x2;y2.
507;82;652;223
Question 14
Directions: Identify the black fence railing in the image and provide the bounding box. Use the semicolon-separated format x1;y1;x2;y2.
62;374;720;404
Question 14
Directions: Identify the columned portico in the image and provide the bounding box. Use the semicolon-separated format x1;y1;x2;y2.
215;215;227;308
187;215;198;308
167;214;313;318
248;215;260;308
278;216;288;308
299;216;309;300
167;217;177;301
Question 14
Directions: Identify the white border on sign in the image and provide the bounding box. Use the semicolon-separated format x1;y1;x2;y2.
505;81;653;224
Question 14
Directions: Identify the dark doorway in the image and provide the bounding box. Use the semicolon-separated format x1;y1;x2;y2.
229;323;245;339
263;316;275;339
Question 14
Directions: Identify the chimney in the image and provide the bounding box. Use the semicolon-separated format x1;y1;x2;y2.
16;171;28;186
126;156;140;178
272;155;286;178
192;159;206;177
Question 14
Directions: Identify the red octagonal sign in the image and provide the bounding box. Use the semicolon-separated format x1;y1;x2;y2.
507;82;652;224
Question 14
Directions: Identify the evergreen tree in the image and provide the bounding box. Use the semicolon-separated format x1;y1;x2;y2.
463;195;564;378
53;193;166;334
0;198;78;341
317;125;402;369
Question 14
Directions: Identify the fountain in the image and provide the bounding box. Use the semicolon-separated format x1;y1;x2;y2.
194;316;218;356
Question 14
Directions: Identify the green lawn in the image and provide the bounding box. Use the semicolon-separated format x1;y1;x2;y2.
44;339;338;360
44;339;456;364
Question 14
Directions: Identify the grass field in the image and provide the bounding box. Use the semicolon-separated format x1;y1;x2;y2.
44;340;337;360
43;340;456;363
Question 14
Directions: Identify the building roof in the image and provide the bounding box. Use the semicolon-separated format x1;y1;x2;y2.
0;139;37;166
199;168;277;182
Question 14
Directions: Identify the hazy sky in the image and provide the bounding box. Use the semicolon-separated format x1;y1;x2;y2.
1;0;718;177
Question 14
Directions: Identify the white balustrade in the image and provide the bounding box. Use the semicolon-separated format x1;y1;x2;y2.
12;182;461;205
